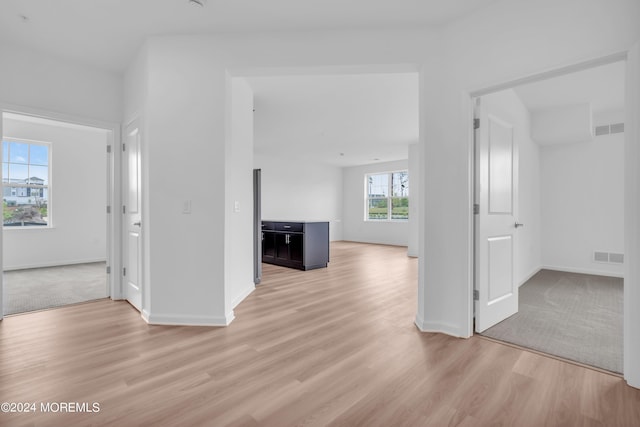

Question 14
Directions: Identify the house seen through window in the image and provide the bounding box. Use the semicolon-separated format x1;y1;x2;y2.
366;170;409;221
2;140;50;227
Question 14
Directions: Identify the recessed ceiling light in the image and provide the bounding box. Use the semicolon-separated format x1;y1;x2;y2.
188;0;206;7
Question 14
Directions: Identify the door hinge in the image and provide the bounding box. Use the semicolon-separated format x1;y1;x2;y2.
107;145;112;153
122;205;126;214
107;205;111;214
123;267;127;277
473;204;479;215
122;143;126;152
106;266;111;274
473;290;479;301
473;118;480;129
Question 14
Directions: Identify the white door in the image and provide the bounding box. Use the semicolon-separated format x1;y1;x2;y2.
124;119;142;311
474;99;520;332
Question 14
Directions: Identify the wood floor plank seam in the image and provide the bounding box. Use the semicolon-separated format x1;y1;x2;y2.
0;242;638;427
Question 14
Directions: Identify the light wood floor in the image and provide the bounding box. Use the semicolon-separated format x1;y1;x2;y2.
0;241;638;426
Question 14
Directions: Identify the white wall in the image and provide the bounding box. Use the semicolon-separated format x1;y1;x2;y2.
0;40;122;123
540;110;625;277
131;28;438;325
123;43;151;312
2;116;107;269
407;143;419;256
342;159;409;246
122;0;640;370
225;77;256;311
482;89;542;286
415;0;640;341
254;153;343;242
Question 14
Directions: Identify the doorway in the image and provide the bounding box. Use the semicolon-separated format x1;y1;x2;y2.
242;68;419;297
1;111;115;316
472;60;626;373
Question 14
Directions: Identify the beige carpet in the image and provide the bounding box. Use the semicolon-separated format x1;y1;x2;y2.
2;262;108;315
481;269;623;373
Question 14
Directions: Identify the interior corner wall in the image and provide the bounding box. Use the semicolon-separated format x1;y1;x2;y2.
143;37;228;324
124;43;149;124
254;152;344;242
419;0;640;338
2;117;107;269
0;40;122;123
225;77;256;312
540;110;625;277
481;90;541;286
123;43;152;314
139;29;438;324
407;143;420;257
342;159;409;246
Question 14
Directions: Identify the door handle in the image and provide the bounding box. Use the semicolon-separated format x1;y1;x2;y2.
515;222;524;228
133;221;141;227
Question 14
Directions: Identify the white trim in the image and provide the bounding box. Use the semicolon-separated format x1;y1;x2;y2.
3;258;107;272
142;310;235;327
468;47;639;388
0;102;118;132
415;316;465;338
0;114;3;320
540;265;624;279
364;170;410;222
231;284;255;309
0;103;121;310
624;41;640;389
468;51;628;98
518;267;542;287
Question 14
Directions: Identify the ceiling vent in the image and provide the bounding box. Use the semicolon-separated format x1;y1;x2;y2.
595;122;624;136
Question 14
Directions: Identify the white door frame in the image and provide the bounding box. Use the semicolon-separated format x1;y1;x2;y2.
0;103;123;321
122;116;144;313
467;49;639;388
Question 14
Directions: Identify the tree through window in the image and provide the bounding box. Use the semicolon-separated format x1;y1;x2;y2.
366;171;409;221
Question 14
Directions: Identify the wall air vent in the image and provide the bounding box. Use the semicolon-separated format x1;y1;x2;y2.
610;123;625;134
609;253;624;264
595;122;624;136
594;251;624;264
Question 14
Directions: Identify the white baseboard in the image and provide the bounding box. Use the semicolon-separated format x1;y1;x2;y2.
541;265;624;278
142;310;234;326
518;267;542;287
231;284;256;309
415;315;467;338
3;258;107;271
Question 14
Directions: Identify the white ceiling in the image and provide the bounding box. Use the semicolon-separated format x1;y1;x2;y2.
0;1;625;168
248;61;625;167
247;73;419;167
0;0;499;73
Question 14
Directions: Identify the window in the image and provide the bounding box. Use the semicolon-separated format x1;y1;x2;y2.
2;140;50;227
366;170;409;221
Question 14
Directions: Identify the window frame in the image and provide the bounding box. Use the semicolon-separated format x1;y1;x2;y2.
364;170;409;222
2;138;53;229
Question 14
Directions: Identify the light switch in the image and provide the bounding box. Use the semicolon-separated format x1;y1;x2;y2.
183;200;191;214
234;201;240;213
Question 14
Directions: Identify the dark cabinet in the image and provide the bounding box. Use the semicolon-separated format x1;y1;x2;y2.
262;231;276;263
261;221;329;270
